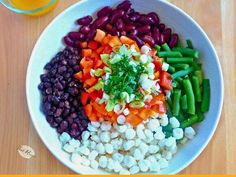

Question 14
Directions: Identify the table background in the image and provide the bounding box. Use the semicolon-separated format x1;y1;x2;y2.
0;0;235;174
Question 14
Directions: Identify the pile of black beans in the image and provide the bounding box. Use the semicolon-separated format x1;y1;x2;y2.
38;47;89;140
64;0;178;48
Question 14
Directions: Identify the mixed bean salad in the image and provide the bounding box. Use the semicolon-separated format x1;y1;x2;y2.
38;1;210;174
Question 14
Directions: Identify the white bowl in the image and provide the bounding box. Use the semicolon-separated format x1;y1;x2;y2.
26;0;224;174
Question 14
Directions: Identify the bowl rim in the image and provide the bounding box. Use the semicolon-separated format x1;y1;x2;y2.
26;0;224;174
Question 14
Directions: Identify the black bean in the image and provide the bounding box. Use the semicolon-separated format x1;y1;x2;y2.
60;120;68;130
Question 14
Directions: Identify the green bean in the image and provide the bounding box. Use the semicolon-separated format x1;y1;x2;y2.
183;78;195;114
166;102;173;118
180;115;198;128
191;63;202;70
167;65;176;74
196;102;205;122
161;43;171;51
194;70;204;85
186;39;193;49
171;67;194;80
155;45;161;52
192;76;202;102
166;57;194;64
172;64;189;70
175;77;183;83
167;97;173;108
178;109;186;122
172;80;180;88
172;47;199;58
158;51;182;58
181;94;188;110
201;79;210;112
172;89;181;116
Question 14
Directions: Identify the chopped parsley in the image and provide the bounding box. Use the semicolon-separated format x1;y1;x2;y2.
104;55;144;101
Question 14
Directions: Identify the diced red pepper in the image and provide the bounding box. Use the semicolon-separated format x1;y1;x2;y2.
94;59;104;69
159;71;172;90
82;49;92;57
80;57;93;69
153;57;163;72
88;41;99;50
80;92;90;106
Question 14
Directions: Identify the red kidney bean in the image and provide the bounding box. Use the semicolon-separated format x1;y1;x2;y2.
153;26;160;34
142;35;155;47
137;25;151;34
169;34;179;48
116;19;125;31
105;23;113;33
134;36;145;47
129;12;140;22
125;24;135;32
121;31;127;36
147;12;159;24
93;16;109;28
122;13;131;24
63;36;75;47
97;6;112;17
163;28;172;42
87;28;96;41
127;8;134;15
159;34;165;45
68;32;85;41
79;25;90;34
152;31;160;44
158;23;165;32
117;0;131;11
139;15;155;24
110;10;125;24
76;15;92;25
129;29;138;36
112;27;120;36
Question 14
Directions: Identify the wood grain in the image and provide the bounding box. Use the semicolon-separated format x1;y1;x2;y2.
0;0;235;174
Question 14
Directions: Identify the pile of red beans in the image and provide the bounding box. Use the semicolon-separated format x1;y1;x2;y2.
39;0;179;139
64;0;178;48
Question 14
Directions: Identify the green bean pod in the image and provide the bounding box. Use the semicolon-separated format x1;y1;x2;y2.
201;79;210;112
183;78;195;114
166;57;194;64
172;47;199;58
171;67;194;80
181;94;188;110
158;51;182;58
172;89;181;116
192;76;202;102
180;115;198;128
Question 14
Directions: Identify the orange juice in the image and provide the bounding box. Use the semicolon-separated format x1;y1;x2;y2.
10;0;58;16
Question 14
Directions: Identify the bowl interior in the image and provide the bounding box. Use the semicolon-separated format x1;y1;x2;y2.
26;0;223;174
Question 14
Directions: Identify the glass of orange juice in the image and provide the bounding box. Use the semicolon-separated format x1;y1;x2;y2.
0;0;58;16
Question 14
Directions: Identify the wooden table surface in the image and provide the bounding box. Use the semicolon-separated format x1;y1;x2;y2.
0;0;235;174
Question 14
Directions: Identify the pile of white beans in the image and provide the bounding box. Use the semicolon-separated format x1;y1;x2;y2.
59;114;196;174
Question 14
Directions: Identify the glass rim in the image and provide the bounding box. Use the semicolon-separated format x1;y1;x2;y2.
0;0;57;14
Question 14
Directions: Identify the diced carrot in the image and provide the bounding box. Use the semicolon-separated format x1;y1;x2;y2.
94;59;104;69
84;104;92;117
94;29;106;43
80;92;90;106
126;114;143;127
107;111;115;117
86;86;95;93
80;41;88;48
139;109;150;120
80;57;93;69
120;36;135;45
108;36;122;47
91;51;99;59
82;49;92;57
73;71;83;81
88;41;99;50
96;46;105;54
84;77;97;87
149;93;165;106
92;102;106;115
129;108;139;115
102;34;112;45
88;113;98;122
